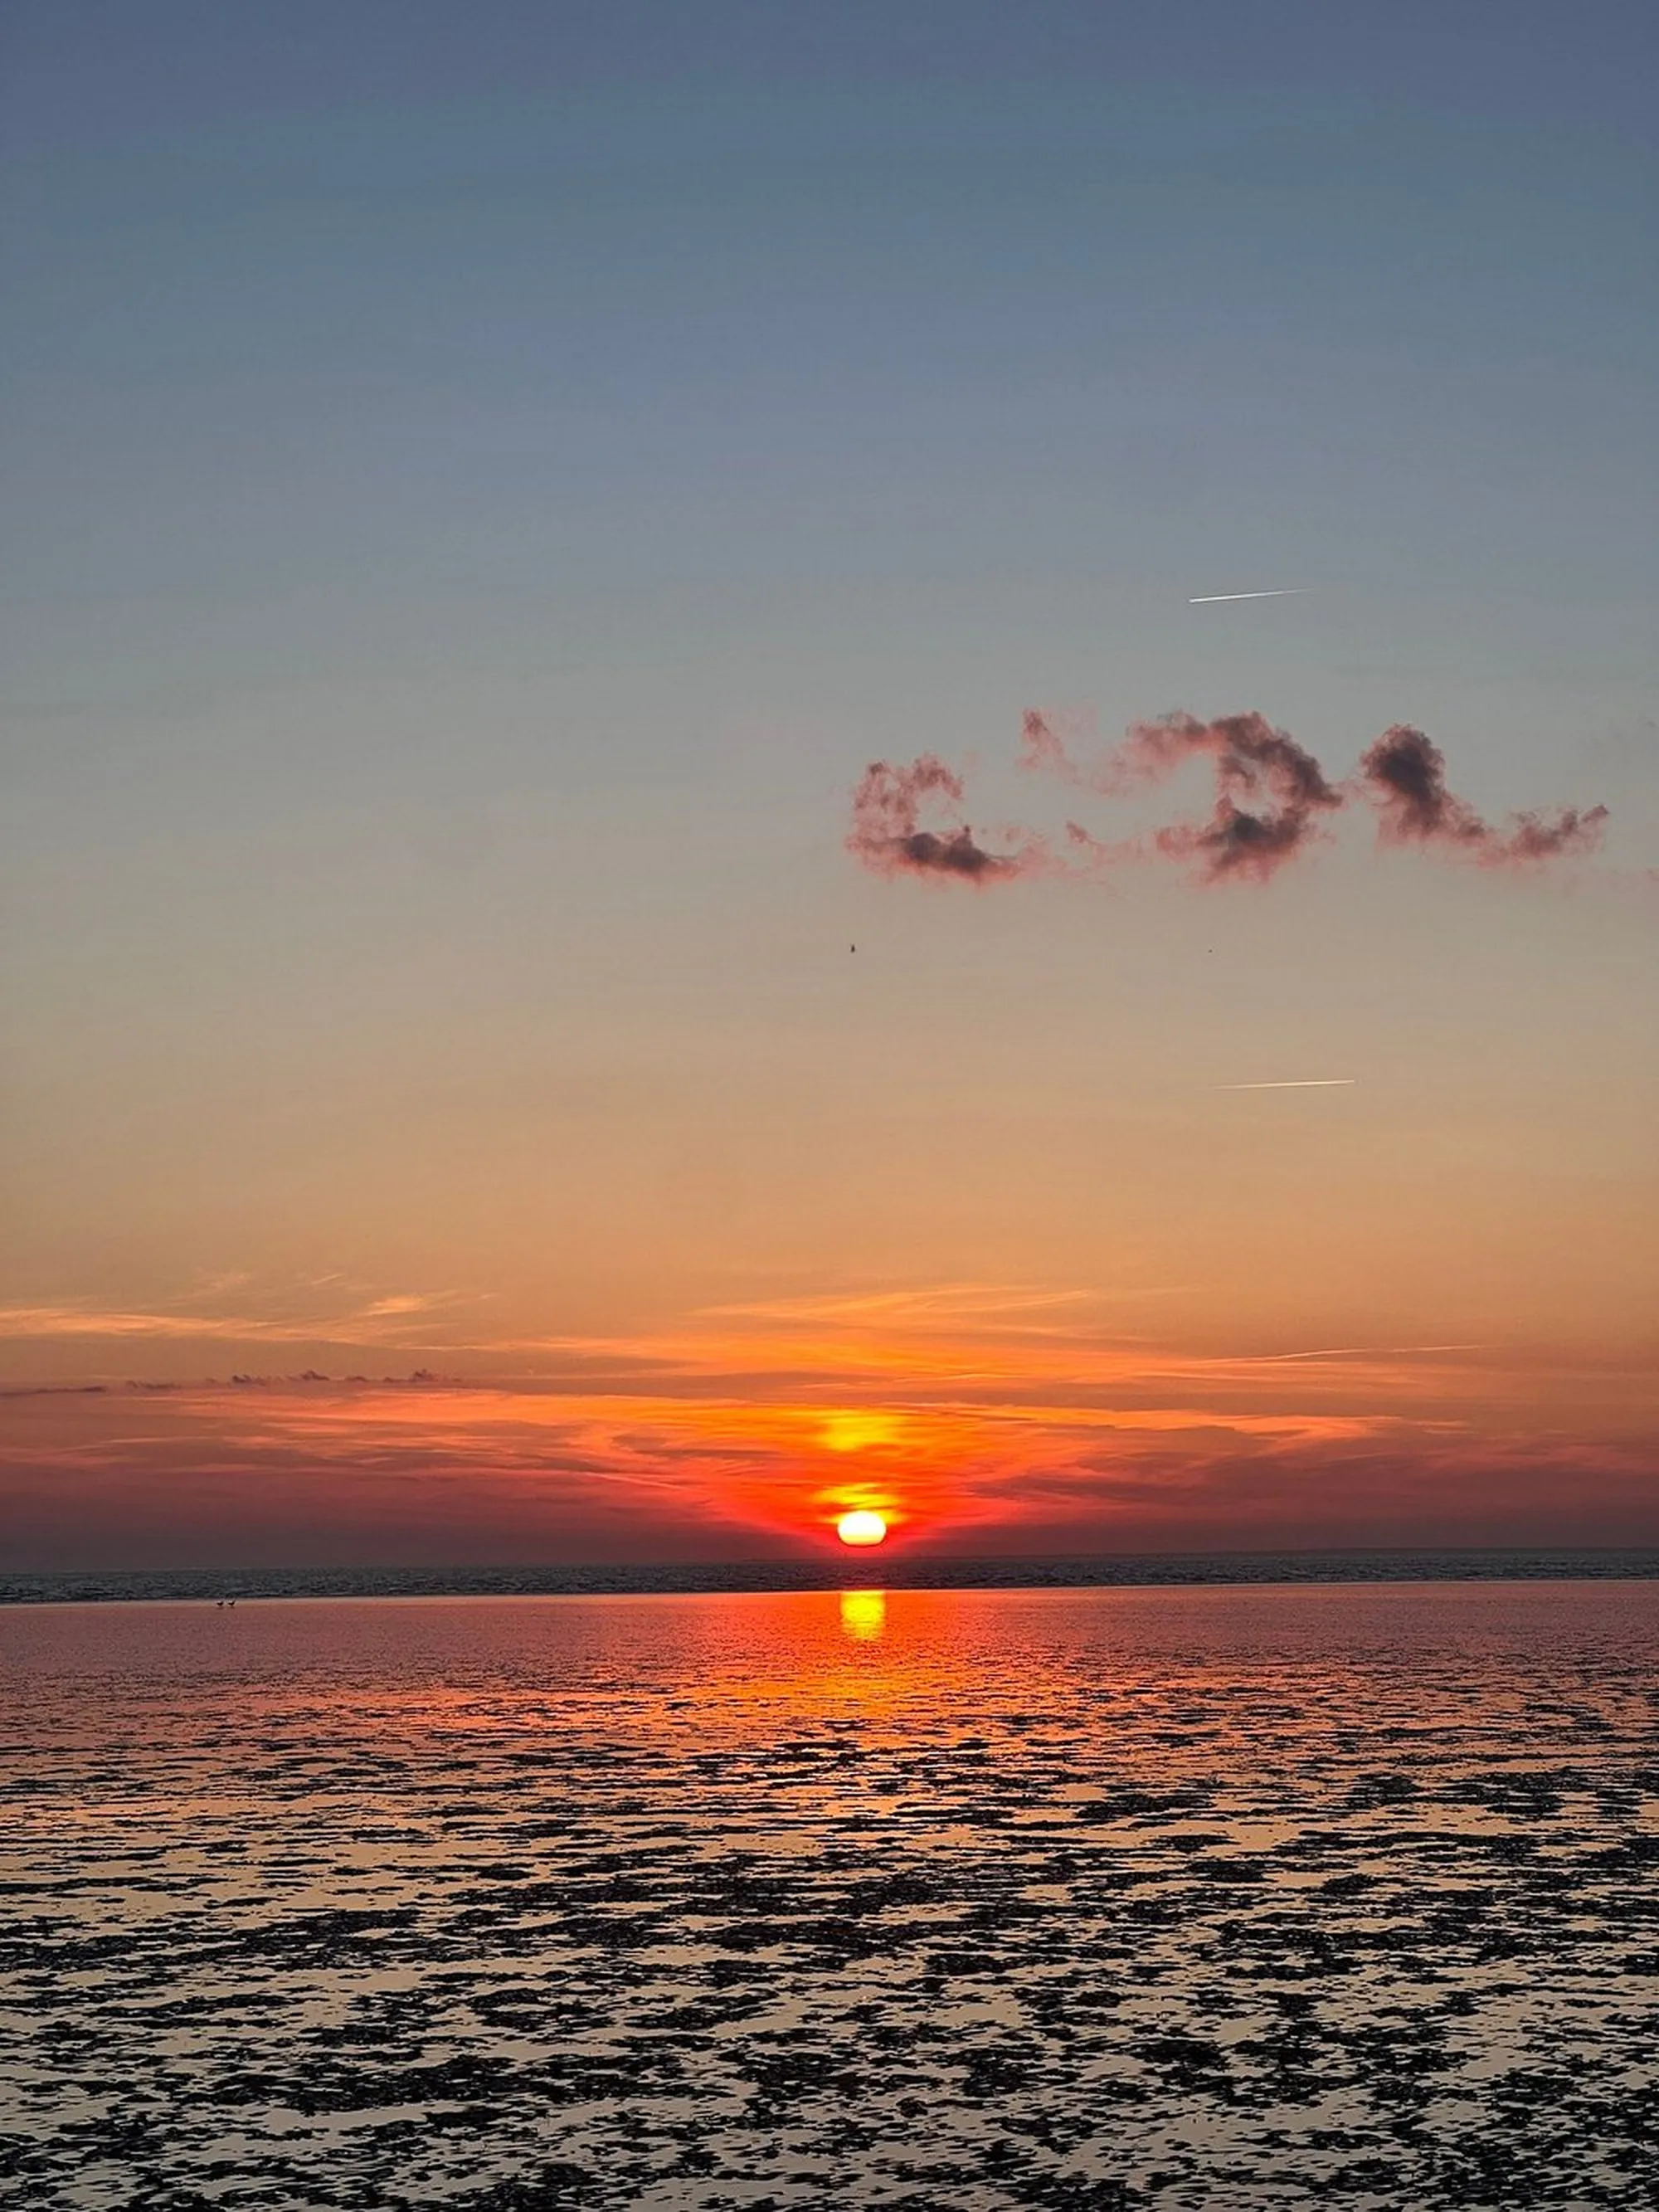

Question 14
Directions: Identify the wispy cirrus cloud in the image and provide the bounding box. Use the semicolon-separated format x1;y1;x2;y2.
0;1283;479;1348
704;1283;1100;1330
0;1306;285;1342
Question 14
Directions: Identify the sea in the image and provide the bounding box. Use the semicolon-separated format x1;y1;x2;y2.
5;1559;1659;2209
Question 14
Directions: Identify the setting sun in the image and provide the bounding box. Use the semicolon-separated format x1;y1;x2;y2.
835;1510;889;1547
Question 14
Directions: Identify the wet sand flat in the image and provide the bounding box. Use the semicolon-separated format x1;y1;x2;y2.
3;1581;1658;2209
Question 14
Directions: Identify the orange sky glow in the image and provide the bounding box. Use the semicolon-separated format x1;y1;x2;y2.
3;1277;1653;1569
2;8;1655;1583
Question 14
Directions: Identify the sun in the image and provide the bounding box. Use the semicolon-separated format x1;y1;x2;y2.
835;1509;888;1547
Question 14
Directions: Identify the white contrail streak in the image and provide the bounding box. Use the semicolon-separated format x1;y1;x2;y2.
1189;587;1308;603
1215;1078;1356;1090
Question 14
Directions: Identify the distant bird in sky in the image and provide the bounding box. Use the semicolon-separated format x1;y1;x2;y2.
1189;588;1309;604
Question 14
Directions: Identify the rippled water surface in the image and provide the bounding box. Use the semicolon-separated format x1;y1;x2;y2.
5;1582;1659;2209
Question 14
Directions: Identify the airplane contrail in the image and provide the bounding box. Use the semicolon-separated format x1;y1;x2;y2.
1215;1077;1356;1089
1189;588;1309;603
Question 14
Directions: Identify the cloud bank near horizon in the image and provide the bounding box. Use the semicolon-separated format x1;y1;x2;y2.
3;1284;1652;1571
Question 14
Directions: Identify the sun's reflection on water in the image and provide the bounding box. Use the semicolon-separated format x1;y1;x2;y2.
839;1589;886;1643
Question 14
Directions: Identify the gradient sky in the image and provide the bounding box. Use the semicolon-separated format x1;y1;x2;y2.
3;1;1656;1569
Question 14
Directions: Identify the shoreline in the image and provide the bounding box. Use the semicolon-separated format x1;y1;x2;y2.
7;1543;1659;1605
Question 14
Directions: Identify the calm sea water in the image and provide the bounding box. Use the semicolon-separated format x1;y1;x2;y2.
5;1582;1659;2210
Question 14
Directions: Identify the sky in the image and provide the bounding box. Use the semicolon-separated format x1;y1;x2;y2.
2;1;1656;1570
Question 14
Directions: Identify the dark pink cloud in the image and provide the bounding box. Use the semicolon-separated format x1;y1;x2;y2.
1359;725;1608;865
846;755;1044;881
854;711;1606;890
1126;711;1343;883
